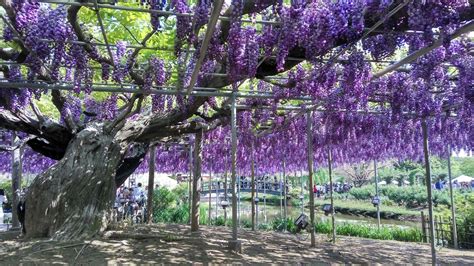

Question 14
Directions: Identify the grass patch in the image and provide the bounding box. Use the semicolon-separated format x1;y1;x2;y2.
314;221;423;242
315;199;422;217
270;217;423;243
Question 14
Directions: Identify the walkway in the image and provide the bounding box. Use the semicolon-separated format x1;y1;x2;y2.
1;224;473;264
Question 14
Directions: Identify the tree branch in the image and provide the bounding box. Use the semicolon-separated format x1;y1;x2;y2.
185;0;225;94
0;136;32;152
372;20;474;80
0;108;72;158
0;3;75;131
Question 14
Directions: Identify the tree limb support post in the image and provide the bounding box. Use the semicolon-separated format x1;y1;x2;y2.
251;139;255;231
11;132;22;229
191;130;203;232
328;148;336;243
447;144;458;249
306;111;316;247
146;145;156;224
421;118;437;266
228;92;241;252
374;160;380;229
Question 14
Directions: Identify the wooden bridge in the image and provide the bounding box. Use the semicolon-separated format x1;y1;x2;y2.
200;188;284;196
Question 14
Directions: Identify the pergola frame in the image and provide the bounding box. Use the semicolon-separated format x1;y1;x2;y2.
1;1;470;264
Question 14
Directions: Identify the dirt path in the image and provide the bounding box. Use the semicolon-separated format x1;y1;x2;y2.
1;224;473;264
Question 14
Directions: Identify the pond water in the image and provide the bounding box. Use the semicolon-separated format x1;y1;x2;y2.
203;196;420;229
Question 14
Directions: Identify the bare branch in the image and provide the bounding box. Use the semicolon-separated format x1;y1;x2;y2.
0;136;33;152
372;21;474;80
29;101;45;124
186;0;225;94
67;5;113;65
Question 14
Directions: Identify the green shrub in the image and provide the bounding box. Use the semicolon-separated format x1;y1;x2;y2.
169;203;189;224
212;216;232;226
241;219;252;229
258;223;272;231
271;217;298;233
313;221;422;242
347;185;455;208
440;193;474;249
152;185;192;224
349;186;374;200
314;221;332;234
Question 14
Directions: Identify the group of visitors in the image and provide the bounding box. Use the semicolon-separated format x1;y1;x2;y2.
435;179;474;190
0;188;27;234
114;183;148;223
313;183;353;198
0;189;6;217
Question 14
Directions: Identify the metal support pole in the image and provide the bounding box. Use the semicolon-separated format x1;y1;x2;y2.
447;144;458;249
283;157;288;231
374;160;381;229
301;173;304;214
238;175;241;227
256;161;259;229
306;111;316;247
256;178;259;228
280;172;283;217
421;118;437;266
229;92;240;251
263;175;267;223
328;149;336;243
215;172;218;221
208;165;212;225
251;139;256;231
146;145;156;224
224;166;228;223
188;144;193;225
191;130;203;232
10;133;22;229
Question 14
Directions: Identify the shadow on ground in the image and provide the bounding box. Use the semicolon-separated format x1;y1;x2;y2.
1;224;473;264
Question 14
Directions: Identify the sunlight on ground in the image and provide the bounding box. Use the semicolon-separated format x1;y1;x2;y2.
1;224;473;264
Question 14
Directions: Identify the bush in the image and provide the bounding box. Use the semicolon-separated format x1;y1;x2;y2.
313;221;423;242
152;185;192;224
241;219;252;229
258;223;272;231
348;185;454;208
440;193;474;249
349;186;374;200
212;216;232;226
271;217;298;233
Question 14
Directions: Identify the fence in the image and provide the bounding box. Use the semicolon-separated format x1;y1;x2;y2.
421;211;474;249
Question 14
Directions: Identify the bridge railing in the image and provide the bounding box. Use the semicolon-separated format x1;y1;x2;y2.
201;180;289;193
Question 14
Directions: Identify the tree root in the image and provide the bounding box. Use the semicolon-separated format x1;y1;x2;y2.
26;243;87;257
73;241;91;264
103;231;184;242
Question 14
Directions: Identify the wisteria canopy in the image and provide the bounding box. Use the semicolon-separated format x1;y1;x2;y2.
0;0;472;177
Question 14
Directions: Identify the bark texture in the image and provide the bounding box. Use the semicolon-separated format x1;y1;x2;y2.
25;124;123;240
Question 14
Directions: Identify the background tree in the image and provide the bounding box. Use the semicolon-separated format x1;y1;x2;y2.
339;163;373;187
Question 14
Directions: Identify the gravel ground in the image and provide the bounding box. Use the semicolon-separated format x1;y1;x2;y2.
0;223;473;265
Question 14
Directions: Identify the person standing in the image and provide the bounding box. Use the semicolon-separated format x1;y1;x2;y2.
0;189;7;223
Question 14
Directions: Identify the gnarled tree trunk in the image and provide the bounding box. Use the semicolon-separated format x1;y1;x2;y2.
25;124;124;240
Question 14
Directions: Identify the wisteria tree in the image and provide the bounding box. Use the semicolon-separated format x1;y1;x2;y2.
0;0;473;240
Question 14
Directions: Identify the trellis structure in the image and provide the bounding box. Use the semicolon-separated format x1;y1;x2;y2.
0;1;473;265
